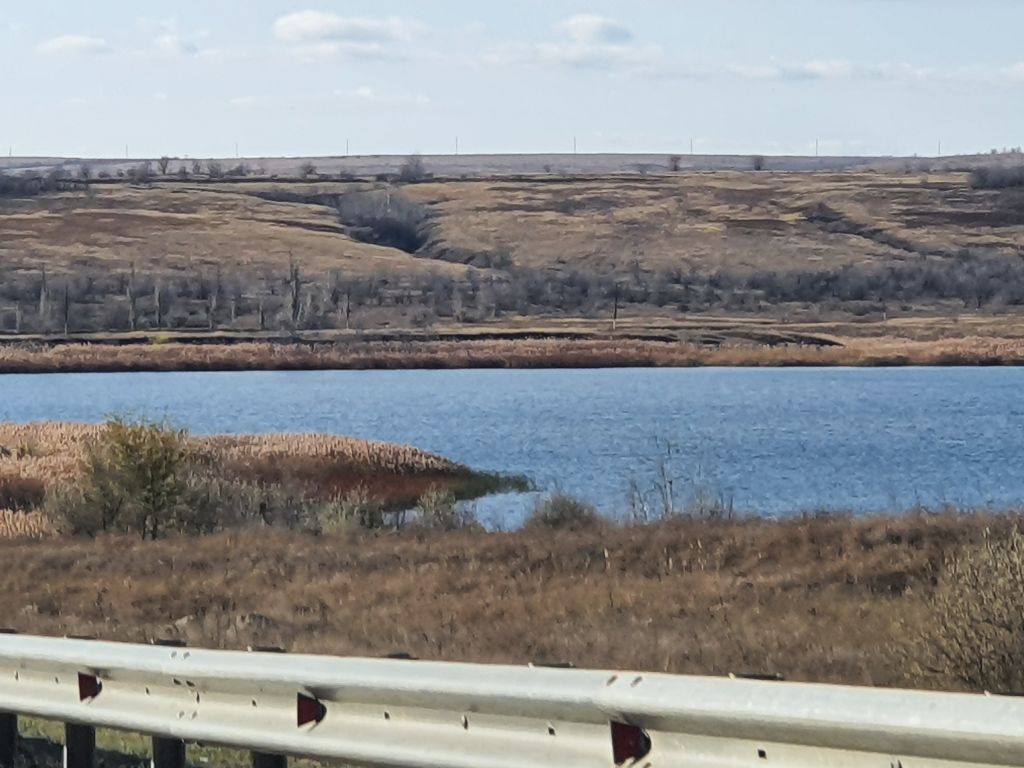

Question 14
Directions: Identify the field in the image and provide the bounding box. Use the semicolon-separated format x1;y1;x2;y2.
0;510;1007;693
2;164;1024;371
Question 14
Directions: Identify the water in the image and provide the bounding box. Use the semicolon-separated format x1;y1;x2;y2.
2;367;1022;524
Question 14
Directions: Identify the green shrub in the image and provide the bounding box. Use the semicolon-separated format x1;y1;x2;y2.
47;417;194;538
525;493;601;531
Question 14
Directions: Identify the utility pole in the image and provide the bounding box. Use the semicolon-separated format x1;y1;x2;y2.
573;136;577;154
690;138;694;156
346;139;350;156
455;136;459;156
815;138;819;158
937;140;942;157
235;141;239;158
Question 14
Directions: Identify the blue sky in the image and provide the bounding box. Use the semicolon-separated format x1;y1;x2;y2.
4;0;1023;158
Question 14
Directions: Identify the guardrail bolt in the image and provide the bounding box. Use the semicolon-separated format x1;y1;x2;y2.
64;723;96;768
0;712;17;768
250;645;287;768
150;639;188;768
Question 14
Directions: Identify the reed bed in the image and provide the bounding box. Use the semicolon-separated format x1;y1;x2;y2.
211;434;465;476
0;423;464;486
0;509;53;539
0;422;474;539
2;335;1024;374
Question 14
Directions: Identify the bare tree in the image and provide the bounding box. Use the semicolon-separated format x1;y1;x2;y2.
38;267;48;330
192;160;204;176
126;265;137;332
154;281;164;328
668;155;682;172
299;161;317;178
157;156;172;175
288;263;302;326
752;155;766;171
399;154;426;182
62;284;71;335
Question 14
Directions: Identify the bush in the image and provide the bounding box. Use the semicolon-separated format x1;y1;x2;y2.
904;526;1024;693
970;165;1024;190
0;473;46;512
525;493;601;531
47;417;197;538
416;485;478;531
319;485;384;533
399;154;426;182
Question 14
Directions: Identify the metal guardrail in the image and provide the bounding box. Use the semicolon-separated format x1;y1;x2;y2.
0;634;1021;768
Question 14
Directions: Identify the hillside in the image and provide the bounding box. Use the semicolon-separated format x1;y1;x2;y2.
2;168;1024;349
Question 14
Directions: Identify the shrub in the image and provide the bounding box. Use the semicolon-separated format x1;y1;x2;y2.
334;190;428;253
398;154;426;182
903;526;1024;693
525;493;601;531
299;161;318;178
416;485;478;531
0;473;46;512
970;165;1024;190
47;417;194;539
319;485;384;533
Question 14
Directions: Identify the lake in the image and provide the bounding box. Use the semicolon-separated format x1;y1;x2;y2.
1;367;1022;525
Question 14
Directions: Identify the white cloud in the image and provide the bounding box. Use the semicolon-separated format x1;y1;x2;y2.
36;35;111;55
342;86;430;107
273;11;419;58
153;20;203;55
229;96;256;109
492;15;660;74
558;15;633;45
726;59;855;81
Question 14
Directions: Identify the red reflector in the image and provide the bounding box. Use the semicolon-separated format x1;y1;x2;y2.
611;721;651;765
297;693;326;727
78;673;102;701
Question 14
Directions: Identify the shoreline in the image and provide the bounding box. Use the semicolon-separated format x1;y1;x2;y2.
2;335;1024;374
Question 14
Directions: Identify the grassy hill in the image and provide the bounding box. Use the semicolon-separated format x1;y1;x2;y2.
2;166;1024;351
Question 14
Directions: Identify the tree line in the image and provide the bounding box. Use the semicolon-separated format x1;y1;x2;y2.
4;247;1024;335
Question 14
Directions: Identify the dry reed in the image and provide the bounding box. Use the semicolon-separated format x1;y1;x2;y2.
2;335;1024;374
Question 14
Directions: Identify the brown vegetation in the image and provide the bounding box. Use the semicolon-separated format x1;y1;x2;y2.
0;511;1013;690
3;333;1024;374
0;422;491;539
3;171;1024;338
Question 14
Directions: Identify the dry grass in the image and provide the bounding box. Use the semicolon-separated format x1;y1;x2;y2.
0;512;1004;689
3;333;1024;373
4;172;1022;283
0;422;474;538
0;182;468;281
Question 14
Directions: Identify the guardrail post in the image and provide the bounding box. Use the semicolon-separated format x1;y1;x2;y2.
150;639;187;768
151;737;186;768
249;646;287;768
64;723;95;768
0;712;16;768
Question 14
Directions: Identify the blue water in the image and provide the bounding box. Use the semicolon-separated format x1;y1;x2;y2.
1;367;1022;523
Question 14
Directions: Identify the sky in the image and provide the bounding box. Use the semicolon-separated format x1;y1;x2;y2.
3;0;1024;159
